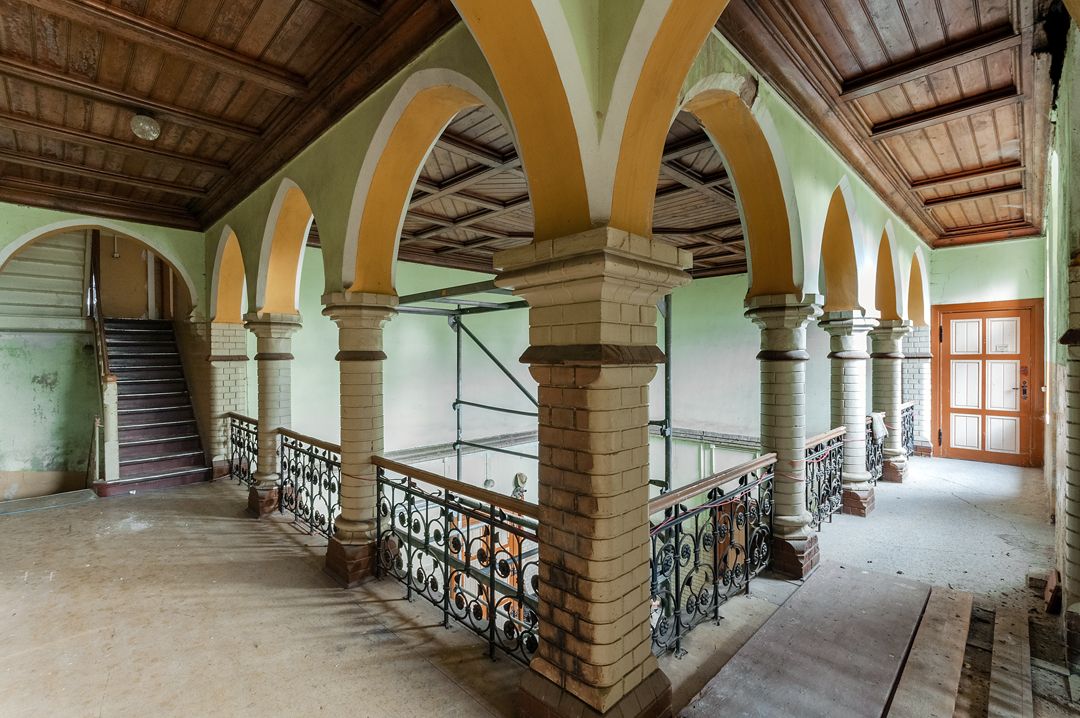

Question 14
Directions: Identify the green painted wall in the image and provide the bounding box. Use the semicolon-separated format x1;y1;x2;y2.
929;237;1046;306
0;331;97;480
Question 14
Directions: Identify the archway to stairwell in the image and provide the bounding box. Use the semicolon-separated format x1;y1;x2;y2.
0;226;197;502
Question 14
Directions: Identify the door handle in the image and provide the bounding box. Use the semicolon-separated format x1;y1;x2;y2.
1021;381;1028;400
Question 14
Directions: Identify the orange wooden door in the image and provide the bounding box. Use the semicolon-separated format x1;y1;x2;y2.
934;301;1043;467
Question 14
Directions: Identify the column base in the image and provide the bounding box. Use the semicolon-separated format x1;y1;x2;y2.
324;538;377;588
914;441;933;457
841;487;875;517
246;486;280;518
771;534;820;579
518;666;672;718
212;459;230;479
882;458;908;483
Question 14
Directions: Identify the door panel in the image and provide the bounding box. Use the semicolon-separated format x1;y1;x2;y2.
933;300;1043;467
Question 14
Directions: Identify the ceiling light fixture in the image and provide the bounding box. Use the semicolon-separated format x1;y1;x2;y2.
130;114;161;142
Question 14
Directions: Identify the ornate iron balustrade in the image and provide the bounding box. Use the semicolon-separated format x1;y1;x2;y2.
227;412;258;486
866;415;884;483
648;454;777;656
372;455;540;665
278;428;341;539
901;402;916;457
805;428;845;530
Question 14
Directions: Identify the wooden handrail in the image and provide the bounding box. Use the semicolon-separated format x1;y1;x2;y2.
224;411;258;424
805;426;846;448
900;400;916;410
88;229;113;382
372;455;539;521
278;427;341;454
649;452;778;516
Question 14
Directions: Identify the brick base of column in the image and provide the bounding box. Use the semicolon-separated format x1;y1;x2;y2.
882;458;908;483
518;666;672;718
841;488;875;517
246;486;280;518
771;534;820;579
914;442;933;457
212;459;230;479
324;538;377;588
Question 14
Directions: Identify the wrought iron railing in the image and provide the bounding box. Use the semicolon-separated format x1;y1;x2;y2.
805;428;845;530
901;401;915;457
226;412;258;486
647;454;777;656
279;428;341;538
866;415;884;483
372;455;540;665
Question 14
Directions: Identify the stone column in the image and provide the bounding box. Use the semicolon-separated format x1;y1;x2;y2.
871;319;912;483
746;294;823;578
321;292;396;587
902;325;933;454
820;311;878;517
207;323;249;477
102;376;120;482
495;227;690;718
1062;256;1080;671
243;312;302;517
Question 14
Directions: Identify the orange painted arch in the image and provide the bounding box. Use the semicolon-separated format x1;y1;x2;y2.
820;184;860;312
875;230;901;321
609;0;732;236
453;0;591;240
258;183;313;314
907;254;928;326
212;229;246;324
685;90;799;298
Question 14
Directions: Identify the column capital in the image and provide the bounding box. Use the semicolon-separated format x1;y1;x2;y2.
819;310;880;333
243;312;303;339
870;319;913;357
494;227;691;365
745;294;822;360
322;292;397;361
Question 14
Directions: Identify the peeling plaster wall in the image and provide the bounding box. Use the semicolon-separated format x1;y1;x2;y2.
0;331;97;500
929;238;1046;306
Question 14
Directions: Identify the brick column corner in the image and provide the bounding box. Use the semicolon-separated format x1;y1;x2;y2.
243;312;302;518
322;291;397;588
902;324;933;456
1060;254;1080;621
819;310;879;517
745;293;823;578
871;319;913;483
495;227;690;718
207;322;250;478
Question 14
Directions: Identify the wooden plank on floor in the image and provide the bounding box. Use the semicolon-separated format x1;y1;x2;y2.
988;608;1034;718
887;587;973;718
682;561;930;718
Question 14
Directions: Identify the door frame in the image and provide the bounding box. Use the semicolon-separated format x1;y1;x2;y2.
930;298;1044;467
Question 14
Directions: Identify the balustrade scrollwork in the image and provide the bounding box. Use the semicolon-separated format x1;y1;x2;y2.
279;429;341;538
227;413;257;487
901;402;916;457
805;429;845;530
866;415;884;483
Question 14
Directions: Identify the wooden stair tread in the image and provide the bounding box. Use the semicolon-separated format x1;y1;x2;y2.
988;608;1034;718
887;587;973;718
683;563;930;718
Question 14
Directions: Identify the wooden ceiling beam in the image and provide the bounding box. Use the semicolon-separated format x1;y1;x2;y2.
659;160;735;202
414;194;531;240
439;132;517;168
0;176;199;229
661;134;715;161
0;109;228;176
909;161;1024;192
0;148;206;198
31;0;307;97
308;0;382;25
410;159;523;209
653;219;743;236
922;183;1024;207
0;55;261;142
840;27;1021;101
870;87;1021;140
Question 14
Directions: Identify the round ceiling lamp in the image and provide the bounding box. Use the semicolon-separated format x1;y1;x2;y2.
130;114;161;141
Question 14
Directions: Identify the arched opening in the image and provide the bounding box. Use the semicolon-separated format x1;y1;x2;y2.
257;181;315;315
875;229;901;321
820;184;861;312
343;72;516;293
211;229;246;324
907;254;928;327
683;89;800;299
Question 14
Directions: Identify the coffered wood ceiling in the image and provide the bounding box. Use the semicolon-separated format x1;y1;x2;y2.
0;0;459;230
719;0;1056;248
393;107;747;279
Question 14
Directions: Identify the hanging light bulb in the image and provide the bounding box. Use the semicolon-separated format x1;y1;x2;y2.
130;114;161;141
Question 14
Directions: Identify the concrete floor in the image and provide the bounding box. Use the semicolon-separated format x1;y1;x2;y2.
0;455;1059;717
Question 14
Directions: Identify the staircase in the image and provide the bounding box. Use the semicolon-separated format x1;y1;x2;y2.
106;319;212;493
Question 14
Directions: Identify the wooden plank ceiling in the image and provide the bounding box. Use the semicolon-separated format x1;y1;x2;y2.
0;0;459;230
719;0;1056;248
391;107;747;279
